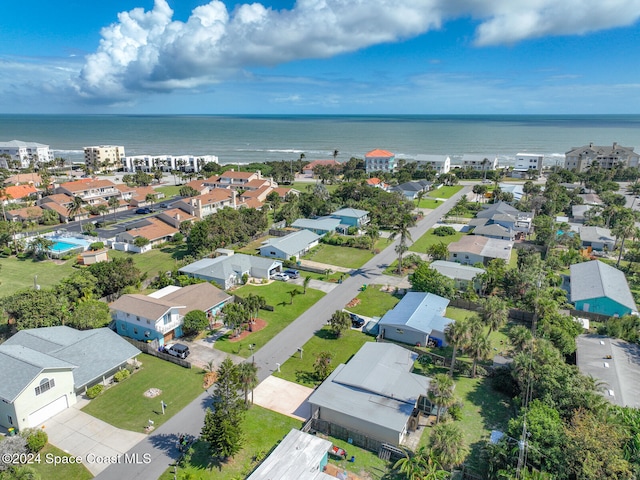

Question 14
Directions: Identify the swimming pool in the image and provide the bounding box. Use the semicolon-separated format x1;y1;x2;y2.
46;236;91;255
50;241;82;254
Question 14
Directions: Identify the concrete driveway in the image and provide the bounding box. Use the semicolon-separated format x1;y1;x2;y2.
252;376;314;421
44;400;146;476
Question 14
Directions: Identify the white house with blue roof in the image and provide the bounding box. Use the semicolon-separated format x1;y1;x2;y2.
378;292;454;347
259;229;320;260
0;326;139;431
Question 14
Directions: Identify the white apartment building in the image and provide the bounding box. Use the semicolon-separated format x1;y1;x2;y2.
0;140;54;169
123;155;219;173
564;142;639;172
84;145;126;172
414;154;451;174
458;154;498;172
364;149;396;173
513;153;544;177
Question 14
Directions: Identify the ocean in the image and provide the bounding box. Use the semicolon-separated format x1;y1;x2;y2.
2;114;640;167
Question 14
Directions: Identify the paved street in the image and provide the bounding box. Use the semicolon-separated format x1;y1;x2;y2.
94;186;471;480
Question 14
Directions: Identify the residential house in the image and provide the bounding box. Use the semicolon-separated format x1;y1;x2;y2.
0;326;139;430
365;149;396;173
302;159;340;176
179;253;283;289
471;222;515;241
308;342;432;447
572;205;594;223
115;217;178;251
128;186;164;207
378;292;454;347
291;207;370;235
271;187;298;200
78;248;109;265
414;154;451;174
429;260;485;293
5;206;44;223
331;207;370;228
564;142;640;171
39;194;76;223
577;193;604;206
457;154;498;172
570;260;637;316
206;170;276;190
84;145;126;172
579;226;615;251
512;153;544;178
0;184;38;204
247;429;333;480
3;173;44;187
259;230;320;260
0;140;54;169
291;217;342;235
156;208;196;229
173;189;235;219
392;180;433;200
56;179;121;206
448;235;513;265
498;183;524;202
366;177;390;191
476;202;534;234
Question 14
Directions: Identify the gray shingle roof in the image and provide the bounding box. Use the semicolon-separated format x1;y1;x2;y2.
110;294;178;320
430;260;485;282
579;226;615;244
379;292;453;334
291;217;341;231
570;260;637;312
179;254;280;282
473;224;513;238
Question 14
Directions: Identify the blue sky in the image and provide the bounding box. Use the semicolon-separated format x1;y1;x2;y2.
1;0;640;114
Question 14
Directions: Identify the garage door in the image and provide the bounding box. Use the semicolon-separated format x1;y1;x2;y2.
28;396;68;427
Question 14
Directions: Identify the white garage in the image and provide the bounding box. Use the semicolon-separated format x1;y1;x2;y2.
28;395;69;427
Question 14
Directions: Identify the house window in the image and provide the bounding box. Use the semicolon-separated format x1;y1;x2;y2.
134;328;138;335
7;415;13;425
396;328;404;334
35;378;55;396
146;319;150;324
163;313;171;325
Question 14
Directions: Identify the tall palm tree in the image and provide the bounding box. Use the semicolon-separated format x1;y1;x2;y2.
0;187;10;221
465;317;492;378
67;196;85;230
108;196;119;221
427;373;456;424
480;296;509;338
508;325;533;352
445;319;469;377
429;422;469;471
390;213;416;274
238;361;258;406
613;212;636;267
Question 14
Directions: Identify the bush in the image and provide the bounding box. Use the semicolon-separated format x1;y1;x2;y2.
172;232;184;244
89;241;104;251
25;429;48;452
113;369;130;382
448;402;464;421
183;309;208;336
86;384;104;399
433;226;456;236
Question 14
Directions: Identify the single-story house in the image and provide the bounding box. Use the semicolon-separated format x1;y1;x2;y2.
259;230;321;260
5;206;44;223
570;260;637;317
247;429;333;480
391;181;432;200
179;253;283;289
498;183;524;202
116;217;178;249
291;217;342;235
429;260;485;293
0;327;139;431
378;292;454;347
308;342;432;447
572;204;594;223
303;159;341;176
448;235;513;265
472;223;515;241
111;282;232;345
578;193;604;206
579;226;616;251
0;184;38;203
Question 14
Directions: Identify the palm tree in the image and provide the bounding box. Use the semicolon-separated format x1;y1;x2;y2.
613;212;636;267
481;158;490;181
0;187;10;221
332;149;339;162
465;317;492;378
365;224;380;253
390;213;416;274
427;374;456;424
508;325;533;352
429;422;469;471
108;196;119;221
303;276;311;294
480;296;509;338
445;319;469;377
238;361;258;406
67;196;85;230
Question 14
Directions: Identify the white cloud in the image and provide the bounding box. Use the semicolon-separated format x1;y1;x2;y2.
72;0;640;103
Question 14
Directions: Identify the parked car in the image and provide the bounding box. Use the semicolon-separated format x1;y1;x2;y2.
349;313;365;328
159;203;169;208
135;207;152;214
283;269;300;279
164;343;190;359
272;273;290;282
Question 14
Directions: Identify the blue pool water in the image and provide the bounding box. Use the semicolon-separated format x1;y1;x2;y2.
50;241;81;253
46;236;91;254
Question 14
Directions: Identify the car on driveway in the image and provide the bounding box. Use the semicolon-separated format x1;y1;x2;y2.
272;273;290;281
349;313;365;328
164;343;190;359
283;269;300;279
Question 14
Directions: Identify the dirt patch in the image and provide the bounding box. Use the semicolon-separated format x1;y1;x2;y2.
346;298;361;308
228;318;267;343
143;388;162;398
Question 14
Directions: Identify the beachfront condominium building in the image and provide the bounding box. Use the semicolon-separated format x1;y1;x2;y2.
365;149;396;173
0;140;54;169
84;145;126;173
414;154;451;174
513;153;544;177
564;143;640;172
458;154;499;172
123;155;219;173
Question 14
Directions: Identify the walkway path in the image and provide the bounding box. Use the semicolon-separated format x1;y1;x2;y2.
95;186;471;480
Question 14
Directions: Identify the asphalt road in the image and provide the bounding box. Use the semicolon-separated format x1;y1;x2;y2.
94;185;471;480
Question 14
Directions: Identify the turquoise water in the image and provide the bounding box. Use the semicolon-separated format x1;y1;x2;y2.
47;236;90;253
50;241;80;253
1;114;640;166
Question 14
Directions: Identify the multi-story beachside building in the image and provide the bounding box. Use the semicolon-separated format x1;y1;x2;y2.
564;143;640;172
204;170;277;190
84;145;126;173
0;140;54;169
365;149;396;173
414;154;451;174
123;154;219;173
457;154;498;172
55;178;122;206
513;153;544;178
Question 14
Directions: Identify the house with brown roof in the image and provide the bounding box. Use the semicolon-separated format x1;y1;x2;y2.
56;179;121;206
157;208;196;229
1;184;38;203
5;206;44;223
3;173;44;187
115;217;178;251
110;283;232;345
38;194;76;222
302;159;340;176
78;249;109;265
174;189;236;219
204;170;277;190
365;149;396;173
128;186;164;207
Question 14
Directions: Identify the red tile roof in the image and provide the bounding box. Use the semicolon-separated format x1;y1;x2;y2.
303;159;339;170
1;184;38;200
365;149;394;157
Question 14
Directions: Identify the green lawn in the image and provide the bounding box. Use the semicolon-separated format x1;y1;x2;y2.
30;444;93;480
346;284;402;318
109;243;190;278
155;185;182;197
290;181;340;193
274;326;375;387
321;433;401;479
0;255;78;297
428;185;463;199
415;198;442;209
409;229;465;253
82;354;205;432
158;406;302;480
303;244;373;269
214;282;326;357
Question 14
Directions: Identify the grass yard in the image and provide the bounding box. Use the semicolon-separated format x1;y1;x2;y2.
303;244;374;269
274;326;375;387
346;284;402;318
29;444;93;480
214;282;325;357
409;228;465;253
320;433;400;480
155;185;182;197
415;198;442;209
82;354;204;432
290;181;340;193
158;406;302;480
428;185;463;199
109;243;190;279
0;255;78;297
236;235;274;255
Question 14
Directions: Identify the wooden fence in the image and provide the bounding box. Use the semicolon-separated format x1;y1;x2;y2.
124;338;192;368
